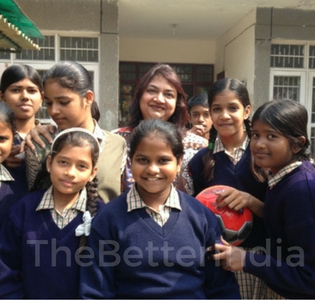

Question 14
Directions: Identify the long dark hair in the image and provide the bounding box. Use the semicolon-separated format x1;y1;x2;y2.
203;78;252;180
43;61;100;122
128;64;188;130
251;99;312;181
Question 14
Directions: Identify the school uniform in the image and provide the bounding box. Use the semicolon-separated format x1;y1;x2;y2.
80;185;240;299
244;160;315;298
0;187;105;299
0;164;26;228
188;137;268;299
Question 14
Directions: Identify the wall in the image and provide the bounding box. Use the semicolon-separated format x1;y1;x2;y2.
119;38;215;64
215;9;256;106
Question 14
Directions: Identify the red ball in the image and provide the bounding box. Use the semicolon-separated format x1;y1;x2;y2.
196;185;253;246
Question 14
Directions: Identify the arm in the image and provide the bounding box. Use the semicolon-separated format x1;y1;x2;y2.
3;145;24;169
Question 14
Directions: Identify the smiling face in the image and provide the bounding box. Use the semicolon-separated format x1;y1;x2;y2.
139;74;177;122
1;78;42;121
250;119;299;174
44;80;93;130
210;90;250;140
130;133;182;205
46;144;97;201
0;121;13;164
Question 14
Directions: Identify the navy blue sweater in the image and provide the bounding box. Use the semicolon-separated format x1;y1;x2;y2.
0;189;105;299
244;160;315;298
80;190;241;299
188;146;267;248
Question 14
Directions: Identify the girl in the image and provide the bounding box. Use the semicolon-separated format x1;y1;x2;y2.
112;63;207;192
0;102;23;227
0;64;43;196
188;78;267;298
213;99;315;299
80;119;240;299
0;128;105;299
23;61;126;203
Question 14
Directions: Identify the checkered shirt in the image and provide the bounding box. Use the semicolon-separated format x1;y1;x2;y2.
127;184;181;226
268;161;302;189
214;134;249;165
36;186;87;229
0;164;14;188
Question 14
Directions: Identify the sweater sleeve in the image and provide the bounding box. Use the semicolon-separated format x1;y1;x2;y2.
0;216;23;298
203;209;241;299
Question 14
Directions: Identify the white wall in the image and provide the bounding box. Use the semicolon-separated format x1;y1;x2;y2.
215;9;256;100
119;38;215;64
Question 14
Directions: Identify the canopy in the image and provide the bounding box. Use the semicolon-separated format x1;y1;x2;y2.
0;0;43;51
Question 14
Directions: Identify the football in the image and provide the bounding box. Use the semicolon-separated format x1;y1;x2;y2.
196;185;253;246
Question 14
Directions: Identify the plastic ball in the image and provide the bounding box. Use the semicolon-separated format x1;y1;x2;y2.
196;185;253;246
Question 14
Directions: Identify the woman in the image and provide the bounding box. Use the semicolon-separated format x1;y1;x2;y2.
112;63;207;192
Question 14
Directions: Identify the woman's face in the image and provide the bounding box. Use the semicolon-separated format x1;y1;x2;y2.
44;80;93;131
1;78;42;121
139;74;177;122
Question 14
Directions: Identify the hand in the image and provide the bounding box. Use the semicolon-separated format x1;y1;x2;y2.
212;237;246;271
20;124;57;152
215;187;249;211
188;124;206;137
3;145;23;168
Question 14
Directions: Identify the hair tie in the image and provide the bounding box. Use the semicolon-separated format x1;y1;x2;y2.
208;142;214;150
75;211;93;237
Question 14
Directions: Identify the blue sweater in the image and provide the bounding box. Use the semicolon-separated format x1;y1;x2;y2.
188;146;267;248
0;189;105;299
80;190;241;299
244;160;315;298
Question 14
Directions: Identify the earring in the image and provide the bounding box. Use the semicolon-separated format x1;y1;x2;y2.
47;169;50;172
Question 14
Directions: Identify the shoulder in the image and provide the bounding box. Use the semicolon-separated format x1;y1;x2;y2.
103;130;126;145
183;131;208;149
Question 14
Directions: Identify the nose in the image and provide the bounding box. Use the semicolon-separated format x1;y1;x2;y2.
20;89;29;100
49;103;60;115
65;165;76;177
198;115;205;123
147;162;159;174
155;92;165;102
220;109;231;119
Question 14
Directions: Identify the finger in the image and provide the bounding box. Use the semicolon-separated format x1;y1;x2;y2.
220;236;230;246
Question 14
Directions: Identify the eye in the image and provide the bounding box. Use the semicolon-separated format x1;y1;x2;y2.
78;164;89;170
229;106;238;112
165;92;175;99
136;157;148;164
0;135;9;142
159;157;172;164
147;89;157;94
251;133;259;139
60;101;70;106
58;159;68;165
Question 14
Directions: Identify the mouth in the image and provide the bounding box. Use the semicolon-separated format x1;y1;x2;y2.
18;105;32;110
145;177;161;181
150;105;165;111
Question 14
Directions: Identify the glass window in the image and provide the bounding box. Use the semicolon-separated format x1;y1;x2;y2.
60;36;98;62
272;76;300;101
270;44;304;68
16;36;55;60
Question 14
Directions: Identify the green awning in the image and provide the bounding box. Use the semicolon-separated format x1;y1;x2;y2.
0;0;43;51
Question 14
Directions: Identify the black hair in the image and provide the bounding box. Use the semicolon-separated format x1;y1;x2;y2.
203;78;252;180
129;119;184;163
128;64;188;130
187;93;208;113
0;101;16;135
251;99;312;180
43;61;100;122
0;64;43;93
50;130;100;248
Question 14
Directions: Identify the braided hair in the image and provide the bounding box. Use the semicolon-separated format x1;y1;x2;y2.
203;78;252;180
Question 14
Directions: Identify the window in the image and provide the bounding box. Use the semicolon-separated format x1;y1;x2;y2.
119;61;213;126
